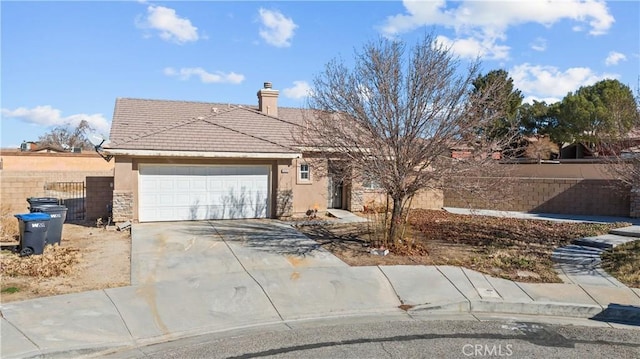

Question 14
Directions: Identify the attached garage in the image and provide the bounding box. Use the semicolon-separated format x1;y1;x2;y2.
138;164;270;222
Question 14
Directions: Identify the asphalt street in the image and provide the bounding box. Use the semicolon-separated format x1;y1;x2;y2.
100;315;640;359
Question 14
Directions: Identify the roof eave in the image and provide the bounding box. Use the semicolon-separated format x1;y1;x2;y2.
104;148;301;159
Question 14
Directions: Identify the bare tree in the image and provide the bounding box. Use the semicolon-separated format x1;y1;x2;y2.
299;34;520;243
524;136;559;162
37;120;95;150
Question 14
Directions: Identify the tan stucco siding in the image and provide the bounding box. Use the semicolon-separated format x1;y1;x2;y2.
291;158;329;214
0;152;114;172
505;163;614;179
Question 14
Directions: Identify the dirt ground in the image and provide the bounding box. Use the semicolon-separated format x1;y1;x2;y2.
0;223;131;303
297;210;627;283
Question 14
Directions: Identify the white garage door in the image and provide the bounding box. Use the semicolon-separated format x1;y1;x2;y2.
139;165;270;222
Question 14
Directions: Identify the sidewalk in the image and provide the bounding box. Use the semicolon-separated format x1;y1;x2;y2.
2;214;640;359
2;264;639;359
443;207;640;225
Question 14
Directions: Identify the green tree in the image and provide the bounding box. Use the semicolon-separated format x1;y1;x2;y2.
519;100;558;137
472;69;523;138
555;79;638;148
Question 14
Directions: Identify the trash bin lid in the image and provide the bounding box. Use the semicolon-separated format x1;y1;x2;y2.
14;213;51;221
32;204;67;210
26;197;59;203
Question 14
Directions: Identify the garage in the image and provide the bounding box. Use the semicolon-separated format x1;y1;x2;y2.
138;165;270;222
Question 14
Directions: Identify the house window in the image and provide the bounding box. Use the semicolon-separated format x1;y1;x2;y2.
299;163;310;181
362;172;381;190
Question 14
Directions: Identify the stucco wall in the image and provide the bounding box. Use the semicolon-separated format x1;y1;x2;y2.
504;162;616;179
0;151;114;172
291;158;329;214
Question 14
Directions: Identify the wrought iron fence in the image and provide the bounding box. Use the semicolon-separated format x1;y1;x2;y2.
45;181;85;222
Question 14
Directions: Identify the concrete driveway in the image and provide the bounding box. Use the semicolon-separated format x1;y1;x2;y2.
130;219;348;285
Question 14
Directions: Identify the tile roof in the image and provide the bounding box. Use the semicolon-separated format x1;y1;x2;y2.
107;98;307;153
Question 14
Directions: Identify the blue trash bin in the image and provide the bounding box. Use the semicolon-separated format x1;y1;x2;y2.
14;213;51;256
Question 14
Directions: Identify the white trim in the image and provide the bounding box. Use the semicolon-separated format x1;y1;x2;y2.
105;149;301;159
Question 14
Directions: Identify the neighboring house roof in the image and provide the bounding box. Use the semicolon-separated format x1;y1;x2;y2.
107;98;307;154
33;145;66;153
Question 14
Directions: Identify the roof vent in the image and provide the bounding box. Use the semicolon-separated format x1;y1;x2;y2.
264;82;272;89
211;107;218;113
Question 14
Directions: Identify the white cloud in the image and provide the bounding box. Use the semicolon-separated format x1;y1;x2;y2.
522;95;563;105
530;37;547;52
283;81;312;99
1;106;111;136
435;35;510;60
381;0;614;59
137;5;199;44
164;67;245;84
510;63;618;101
605;51;627;66
258;8;297;47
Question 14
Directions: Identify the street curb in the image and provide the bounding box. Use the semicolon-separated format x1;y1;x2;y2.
8;302;639;359
409;300;640;326
406;300;471;313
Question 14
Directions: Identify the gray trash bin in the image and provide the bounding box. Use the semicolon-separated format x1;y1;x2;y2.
30;204;67;246
14;213;51;256
27;197;59;210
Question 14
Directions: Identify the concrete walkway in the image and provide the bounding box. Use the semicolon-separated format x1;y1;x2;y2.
443;207;640;225
1;219;639;359
326;208;369;223
553;225;640;287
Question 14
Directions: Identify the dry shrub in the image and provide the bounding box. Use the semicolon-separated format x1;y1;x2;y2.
601;240;640;288
1;245;82;278
362;199;388;214
0;205;19;242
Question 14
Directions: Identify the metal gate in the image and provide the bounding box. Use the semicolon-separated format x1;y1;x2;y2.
45;181;85;222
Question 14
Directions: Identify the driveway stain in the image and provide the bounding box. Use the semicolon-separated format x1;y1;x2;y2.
135;233;170;336
286;255;308;267
290;272;301;280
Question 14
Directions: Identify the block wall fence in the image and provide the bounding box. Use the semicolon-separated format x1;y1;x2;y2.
1;171;113;219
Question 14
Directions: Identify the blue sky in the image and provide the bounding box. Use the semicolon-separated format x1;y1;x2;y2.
2;1;638;148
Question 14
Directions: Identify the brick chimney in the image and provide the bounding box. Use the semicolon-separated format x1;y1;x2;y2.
257;81;278;117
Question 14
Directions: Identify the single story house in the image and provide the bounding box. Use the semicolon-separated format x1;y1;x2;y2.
107;82;440;223
105;82;445;223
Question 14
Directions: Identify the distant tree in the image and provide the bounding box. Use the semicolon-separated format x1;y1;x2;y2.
472;69;523;138
555;79;638;150
519;100;559;137
37;120;95;150
524;136;559;161
299;34;520;244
